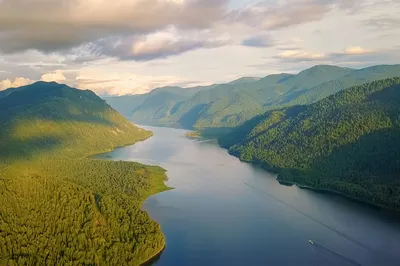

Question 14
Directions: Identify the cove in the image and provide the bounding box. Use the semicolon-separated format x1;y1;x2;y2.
95;125;400;266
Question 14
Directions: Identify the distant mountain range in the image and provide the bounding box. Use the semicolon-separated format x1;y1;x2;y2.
219;78;400;210
105;64;400;129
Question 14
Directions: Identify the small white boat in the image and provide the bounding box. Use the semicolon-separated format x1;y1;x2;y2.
309;240;314;245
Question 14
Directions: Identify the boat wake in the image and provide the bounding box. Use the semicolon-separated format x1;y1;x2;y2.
309;240;362;266
244;182;396;266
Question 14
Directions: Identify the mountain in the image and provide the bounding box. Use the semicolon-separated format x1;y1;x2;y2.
228;77;261;85
220;78;400;210
105;84;215;125
0;81;153;159
105;64;400;130
103;94;147;116
0;81;168;265
284;64;400;107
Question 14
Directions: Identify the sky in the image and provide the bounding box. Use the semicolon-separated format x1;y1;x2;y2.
0;0;399;95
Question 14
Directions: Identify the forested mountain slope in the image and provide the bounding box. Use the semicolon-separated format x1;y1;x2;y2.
105;64;400;129
0;82;168;265
105;84;216;119
285;64;400;107
220;78;400;210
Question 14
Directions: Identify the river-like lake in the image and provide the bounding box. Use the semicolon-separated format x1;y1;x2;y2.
95;125;400;266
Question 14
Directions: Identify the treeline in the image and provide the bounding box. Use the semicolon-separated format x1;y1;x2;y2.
0;82;168;265
220;78;400;210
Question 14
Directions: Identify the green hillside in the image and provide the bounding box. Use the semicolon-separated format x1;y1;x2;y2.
220;78;400;210
106;84;215;125
0;82;169;265
284;64;400;107
105;64;400;130
103;94;148;117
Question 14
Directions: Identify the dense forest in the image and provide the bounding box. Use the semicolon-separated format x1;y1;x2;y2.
106;64;400;130
219;78;400;210
0;82;169;265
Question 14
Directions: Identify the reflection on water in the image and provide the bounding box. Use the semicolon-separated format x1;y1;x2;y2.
95;125;400;266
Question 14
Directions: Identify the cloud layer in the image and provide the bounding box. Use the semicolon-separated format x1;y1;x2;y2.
0;77;32;91
0;0;227;54
0;0;398;95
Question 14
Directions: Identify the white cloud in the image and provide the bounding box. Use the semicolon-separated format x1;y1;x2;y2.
41;70;66;82
279;50;325;60
0;77;32;90
344;46;374;55
74;70;207;96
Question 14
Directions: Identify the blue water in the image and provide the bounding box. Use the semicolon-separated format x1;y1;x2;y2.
96;126;400;266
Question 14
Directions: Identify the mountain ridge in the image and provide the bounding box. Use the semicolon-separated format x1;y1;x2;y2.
219;77;400;210
104;64;400;130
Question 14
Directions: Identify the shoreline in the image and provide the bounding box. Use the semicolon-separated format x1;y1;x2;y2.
86;130;154;159
278;180;400;214
184;131;202;139
91;129;171;265
140;241;166;266
222;147;400;214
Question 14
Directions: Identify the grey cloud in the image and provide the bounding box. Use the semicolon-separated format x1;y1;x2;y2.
278;46;303;51
99;39;202;61
328;49;400;63
363;17;400;31
0;0;377;63
0;0;357;58
0;61;42;80
78;34;230;61
229;0;370;30
0;0;228;54
229;0;331;30
242;35;273;48
75;78;121;85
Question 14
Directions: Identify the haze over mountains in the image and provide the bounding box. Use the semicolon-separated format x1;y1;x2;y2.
105;64;400;130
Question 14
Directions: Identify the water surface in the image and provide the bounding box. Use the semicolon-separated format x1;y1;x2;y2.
96;126;400;266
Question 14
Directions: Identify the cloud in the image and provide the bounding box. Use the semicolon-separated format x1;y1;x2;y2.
74;71;206;95
130;34;202;60
0;0;397;96
271;46;400;70
328;46;376;59
363;17;400;31
41;70;66;82
0;0;367;59
0;0;228;54
79;27;232;61
343;46;374;55
230;0;330;31
277;50;326;61
242;35;273;48
0;77;32;90
275;46;375;63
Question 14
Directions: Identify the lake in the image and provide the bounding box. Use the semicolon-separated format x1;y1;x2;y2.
95;125;400;266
